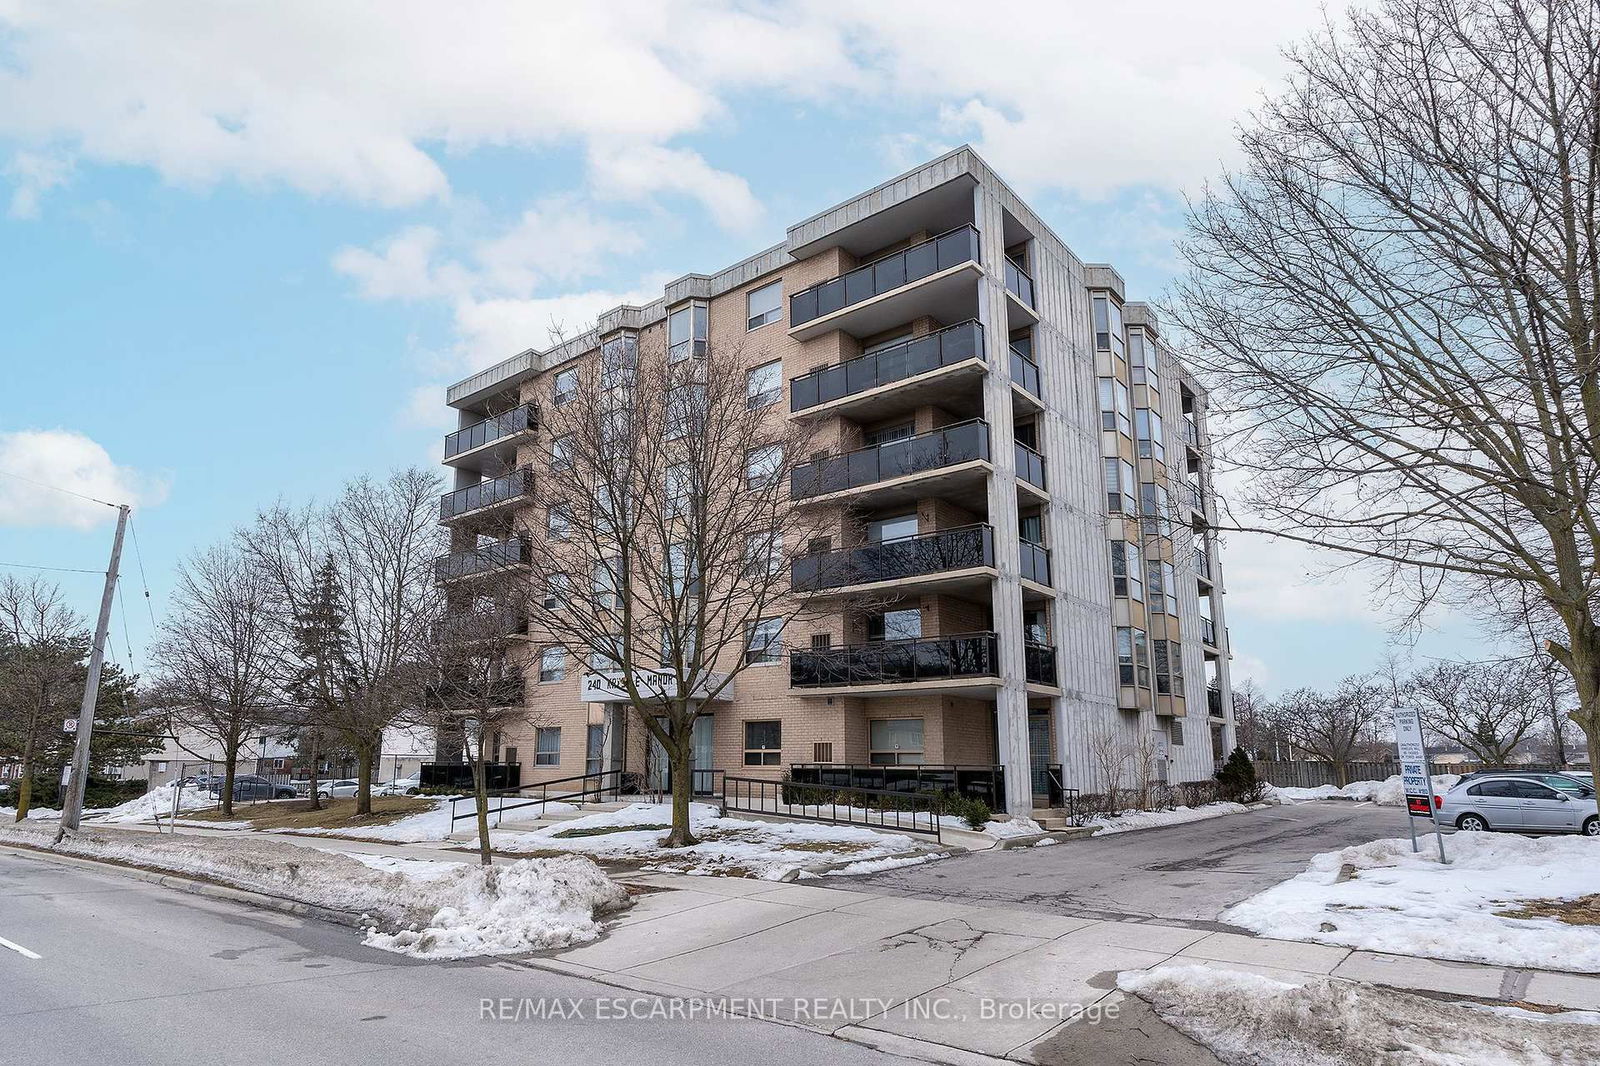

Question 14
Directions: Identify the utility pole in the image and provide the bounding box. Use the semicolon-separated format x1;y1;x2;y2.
57;504;130;837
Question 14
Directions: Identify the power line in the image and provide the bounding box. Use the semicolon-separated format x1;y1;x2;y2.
0;560;106;575
0;467;120;509
128;514;158;629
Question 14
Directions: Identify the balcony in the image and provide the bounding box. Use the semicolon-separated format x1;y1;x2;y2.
789;320;986;419
1183;415;1200;449
790;420;991;507
1019;540;1051;588
443;404;538;471
1009;346;1042;403
790;633;1000;694
1004;258;1037;316
1200;616;1219;647
440;467;532;523
1195;548;1214;587
1014;441;1047;496
788;226;982;341
1207;686;1224;719
434;538;531;584
1024;642;1058;687
792;525;995;595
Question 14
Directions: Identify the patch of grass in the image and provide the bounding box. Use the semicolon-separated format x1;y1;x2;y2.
552;823;669;838
1500;894;1600;925
183;796;433;832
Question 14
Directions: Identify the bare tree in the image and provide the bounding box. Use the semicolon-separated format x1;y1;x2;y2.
149;541;279;818
0;577;86;820
518;334;836;847
1171;0;1600;772
1229;678;1275;759
1270;675;1389;786
1408;658;1549;765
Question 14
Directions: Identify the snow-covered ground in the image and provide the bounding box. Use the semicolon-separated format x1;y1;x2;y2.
1270;773;1460;806
0;805;61;821
0;819;627;960
93;783;214;823
1120;964;1600;1066
1088;802;1253;835
1225;832;1600;971
491;801;938;879
281;798;576;842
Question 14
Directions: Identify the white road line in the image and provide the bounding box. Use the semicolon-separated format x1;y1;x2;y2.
0;935;42;960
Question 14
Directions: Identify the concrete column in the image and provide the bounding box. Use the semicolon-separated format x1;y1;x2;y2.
973;184;1033;818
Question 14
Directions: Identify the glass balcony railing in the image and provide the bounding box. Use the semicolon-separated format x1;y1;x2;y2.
1201;617;1218;646
1019;540;1051;586
789;225;981;327
1009;346;1042;399
439;468;532;521
1004;258;1035;309
792;525;994;593
434;538;531;583
789;320;985;412
790;632;1000;688
1014;441;1047;490
1184;416;1200;447
444;404;538;460
1024;642;1058;686
790;420;990;500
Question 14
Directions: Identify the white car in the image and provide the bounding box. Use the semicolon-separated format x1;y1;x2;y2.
376;774;422;797
1437;773;1599;835
316;779;360;801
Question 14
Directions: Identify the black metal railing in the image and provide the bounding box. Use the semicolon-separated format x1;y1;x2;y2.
792;524;994;592
1024;642;1059;686
790;632;1000;688
1207;686;1224;718
1195;549;1212;581
1031;762;1073;812
1201;617;1218;645
789;320;985;412
1019;540;1051;586
434;537;531;582
790;420;990;499
789;225;981;327
421;761;521;792
1014;440;1047;490
449;768;624;826
439;467;532;520
723;775;942;840
789;763;1010;814
1009;346;1042;399
1184;416;1200;447
443;404;537;460
1004;258;1035;308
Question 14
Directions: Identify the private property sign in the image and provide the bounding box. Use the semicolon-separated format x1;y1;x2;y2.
1392;705;1448;862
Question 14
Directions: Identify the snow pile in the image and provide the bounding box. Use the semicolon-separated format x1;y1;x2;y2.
0;819;627;959
1120;964;1600;1066
95;783;213;823
1225;832;1600;971
964;816;1044;838
283;798;460;842
0;805;61;821
1089;802;1252;835
1270;773;1460;806
493;802;937;879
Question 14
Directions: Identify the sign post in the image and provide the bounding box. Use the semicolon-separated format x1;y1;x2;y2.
1393;706;1447;863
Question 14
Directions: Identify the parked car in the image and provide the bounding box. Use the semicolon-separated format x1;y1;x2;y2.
376;774;422;797
210;775;297;801
1437;773;1599;835
1457;769;1594;796
316;779;360;801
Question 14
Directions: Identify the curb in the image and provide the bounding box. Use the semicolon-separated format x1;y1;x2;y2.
0;839;372;929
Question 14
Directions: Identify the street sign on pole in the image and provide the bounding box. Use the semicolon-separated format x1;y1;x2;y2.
1393;706;1447;863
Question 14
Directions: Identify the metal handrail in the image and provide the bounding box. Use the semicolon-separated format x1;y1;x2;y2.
788;224;981;312
790;419;991;500
443;403;537;459
791;523;994;592
439;467;532;520
788;319;985;412
448;768;623;827
722;775;942;842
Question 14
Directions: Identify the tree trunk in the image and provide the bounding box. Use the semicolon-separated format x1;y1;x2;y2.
306;730;322;812
665;733;696;848
220;743;239;819
472;741;492;867
14;729;36;822
356;746;375;816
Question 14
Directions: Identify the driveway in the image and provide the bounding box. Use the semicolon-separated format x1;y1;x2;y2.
835;800;1413;926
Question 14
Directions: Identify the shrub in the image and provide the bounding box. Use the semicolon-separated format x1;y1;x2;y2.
1215;747;1265;803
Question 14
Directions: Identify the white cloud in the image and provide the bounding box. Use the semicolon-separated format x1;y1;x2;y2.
472;198;645;295
449;282;669;371
4;149;73;217
586;143;763;234
331;226;450;301
0;430;167;529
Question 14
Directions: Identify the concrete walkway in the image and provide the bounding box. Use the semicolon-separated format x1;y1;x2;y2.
525;869;1600;1065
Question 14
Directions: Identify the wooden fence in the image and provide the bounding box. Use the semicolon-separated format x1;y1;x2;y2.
1249;759;1565;788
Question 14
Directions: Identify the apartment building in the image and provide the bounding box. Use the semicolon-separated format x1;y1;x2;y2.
435;147;1234;817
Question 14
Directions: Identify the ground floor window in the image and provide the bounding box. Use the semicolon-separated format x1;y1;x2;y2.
868;718;924;765
586;724;604;775
743;720;782;766
535;727;561;766
1168;718;1184;746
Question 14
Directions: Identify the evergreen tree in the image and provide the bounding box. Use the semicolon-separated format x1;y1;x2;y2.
285;556;353;810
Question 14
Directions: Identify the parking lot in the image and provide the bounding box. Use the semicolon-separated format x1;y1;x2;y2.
837;800;1413;926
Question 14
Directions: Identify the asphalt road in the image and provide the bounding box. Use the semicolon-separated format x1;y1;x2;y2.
0;848;905;1066
838;800;1414;926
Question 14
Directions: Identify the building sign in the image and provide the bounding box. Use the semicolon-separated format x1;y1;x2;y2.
1393;706;1432;815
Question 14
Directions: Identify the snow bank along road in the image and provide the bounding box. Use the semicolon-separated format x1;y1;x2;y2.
836;798;1413;924
0;848;904;1066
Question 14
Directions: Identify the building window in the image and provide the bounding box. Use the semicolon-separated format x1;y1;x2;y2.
1136;408;1165;463
601;333;638;387
586;724;605;776
539;646;565;682
666;383;704;440
743;720;782;765
744;531;782;578
590;634;622;672
1110;541;1144;601
666;462;693;519
535;727;561;766
547;503;572;540
553;367;577;406
746;360;782;409
747;281;782;330
869;718;924;765
668;302;708;362
745;444;782;490
542;573;570;610
593;557;621;610
667;543;700;598
551;434;573;472
1103;458;1137;514
1129;330;1160;389
1092;294;1125;358
1116;627;1151;688
1169;717;1185;746
745;618;783;665
867;608;921;643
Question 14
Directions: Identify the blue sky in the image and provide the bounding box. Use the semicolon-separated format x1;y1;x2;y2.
0;1;1495;692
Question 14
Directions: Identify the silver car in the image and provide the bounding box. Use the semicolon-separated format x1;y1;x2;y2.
1438;774;1599;835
